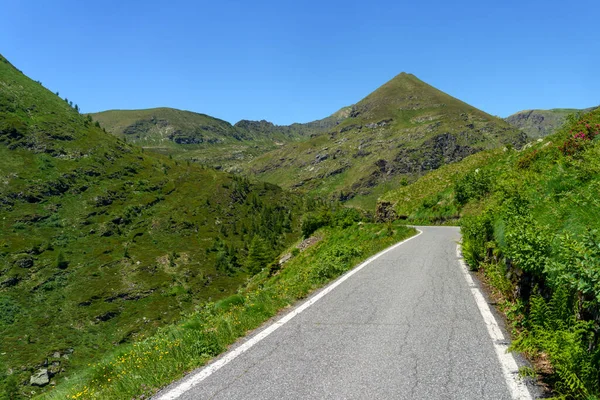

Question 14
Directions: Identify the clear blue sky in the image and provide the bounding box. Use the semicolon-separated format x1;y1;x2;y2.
2;0;598;125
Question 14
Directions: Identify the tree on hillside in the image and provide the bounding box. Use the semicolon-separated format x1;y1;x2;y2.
55;252;69;269
245;236;272;275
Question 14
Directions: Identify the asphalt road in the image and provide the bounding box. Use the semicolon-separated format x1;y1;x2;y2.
157;226;533;399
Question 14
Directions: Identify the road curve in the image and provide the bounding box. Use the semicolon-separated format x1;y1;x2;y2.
156;226;534;399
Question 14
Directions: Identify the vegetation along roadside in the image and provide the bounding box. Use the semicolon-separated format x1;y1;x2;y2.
381;108;600;398
34;222;415;399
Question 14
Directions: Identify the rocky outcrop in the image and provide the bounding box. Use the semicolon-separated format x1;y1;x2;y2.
30;369;50;386
365;119;392;129
505;107;598;139
375;201;398;223
394;133;478;174
13;254;34;269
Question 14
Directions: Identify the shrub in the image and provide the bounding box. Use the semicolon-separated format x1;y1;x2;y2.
301;211;331;238
56;251;69;269
0;296;19;325
547;230;600;307
504;217;552;277
301;208;367;237
454;168;492;205
516;149;540;169
559;120;600;156
513;289;597;398
460;212;494;269
332;207;365;228
313;244;362;281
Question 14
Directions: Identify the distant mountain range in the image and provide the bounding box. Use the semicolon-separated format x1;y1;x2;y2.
504;106;598;139
245;73;526;207
93;80;597;209
88;107;350;169
92;73;527;207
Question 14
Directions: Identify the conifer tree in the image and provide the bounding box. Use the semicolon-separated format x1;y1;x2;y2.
245;236;271;275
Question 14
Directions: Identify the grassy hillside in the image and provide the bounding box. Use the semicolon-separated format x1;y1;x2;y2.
381;108;600;397
0;55;308;398
89;107;350;171
379;149;504;223
505;107;597;139
90;108;241;145
89;108;275;170
247;73;526;209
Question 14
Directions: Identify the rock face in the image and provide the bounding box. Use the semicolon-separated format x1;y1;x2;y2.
375;201;398;223
30;369;50;386
394;133;479;174
504;107;598;139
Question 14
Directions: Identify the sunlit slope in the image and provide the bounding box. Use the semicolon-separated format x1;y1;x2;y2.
0;54;304;396
247;73;526;208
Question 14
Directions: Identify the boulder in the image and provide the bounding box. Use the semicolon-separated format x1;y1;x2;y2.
279;253;292;265
30;369;50;387
14;254;34;269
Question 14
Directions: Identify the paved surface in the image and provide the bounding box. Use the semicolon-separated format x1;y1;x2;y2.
163;226;523;399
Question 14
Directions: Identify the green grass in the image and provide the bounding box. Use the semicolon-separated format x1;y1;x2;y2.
380;149;504;222
89;108;238;146
39;222;415;400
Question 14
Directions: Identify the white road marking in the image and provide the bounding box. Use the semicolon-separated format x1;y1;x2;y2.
155;229;423;400
456;245;533;400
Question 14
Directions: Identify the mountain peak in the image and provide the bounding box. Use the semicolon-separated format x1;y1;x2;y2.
392;71;416;79
349;72;488;123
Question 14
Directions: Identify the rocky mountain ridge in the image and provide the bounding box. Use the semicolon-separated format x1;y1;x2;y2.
505;106;598;139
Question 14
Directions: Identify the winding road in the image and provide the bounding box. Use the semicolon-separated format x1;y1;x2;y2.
155;226;536;399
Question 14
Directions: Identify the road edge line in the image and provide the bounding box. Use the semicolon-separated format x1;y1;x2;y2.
456;244;534;400
155;228;423;400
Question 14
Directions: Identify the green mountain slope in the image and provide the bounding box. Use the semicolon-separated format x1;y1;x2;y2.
0;55;305;397
89;107;350;170
234;106;351;139
380;107;600;397
504;106;597;139
246;73;526;208
91;108;242;145
89;108;271;169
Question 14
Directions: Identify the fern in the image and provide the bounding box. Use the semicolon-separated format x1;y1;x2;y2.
555;365;588;398
548;285;574;330
529;294;549;330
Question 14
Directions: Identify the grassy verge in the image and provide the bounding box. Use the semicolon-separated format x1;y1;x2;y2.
39;222;415;400
457;111;600;398
378;108;600;397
